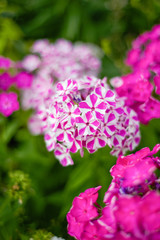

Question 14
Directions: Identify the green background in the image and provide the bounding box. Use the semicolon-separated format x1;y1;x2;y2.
0;0;160;239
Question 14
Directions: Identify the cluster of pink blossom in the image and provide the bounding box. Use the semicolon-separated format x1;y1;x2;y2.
17;39;140;165
0;56;33;117
67;144;160;240
0;56;19;117
29;76;140;166
19;39;101;111
111;25;160;124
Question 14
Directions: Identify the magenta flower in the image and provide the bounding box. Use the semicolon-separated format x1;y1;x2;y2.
67;145;160;240
44;132;56;152
0;92;19;117
15;72;33;89
69;129;82;153
54;143;73;166
28;76;140;166
95;86;116;107
70;197;99;222
113;24;160;124
79;93;107;120
114;195;140;234
67;214;84;240
0;56;12;69
86;131;108;153
56;79;78;96
111;146;157;188
17;38;140;166
0;72;13;91
56;121;74;143
139;191;160;234
101;112;116;137
76;112;100;135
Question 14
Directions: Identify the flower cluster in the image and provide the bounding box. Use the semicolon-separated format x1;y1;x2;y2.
17;39;140;165
67;144;160;240
20;39;101;111
111;25;160;124
0;56;19;117
29;76;140;166
0;56;34;117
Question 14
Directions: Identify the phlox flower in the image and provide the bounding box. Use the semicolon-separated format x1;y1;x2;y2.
0;56;12;69
76;112;100;136
54;143;73;166
0;72;13;91
113;24;160;124
79;93;107;120
67;145;160;240
25;75;140;166
0;92;19;117
15;72;33;89
17;38;141;166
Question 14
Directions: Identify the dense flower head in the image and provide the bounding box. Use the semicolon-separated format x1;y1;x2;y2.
17;39;140;166
67;145;160;240
0;56;33;117
26;75;140;166
111;25;160;124
19;39;102;110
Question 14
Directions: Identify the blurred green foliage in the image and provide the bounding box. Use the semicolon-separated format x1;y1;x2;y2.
0;0;160;239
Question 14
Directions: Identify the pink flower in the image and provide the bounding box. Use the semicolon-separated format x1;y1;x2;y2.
0;92;19;117
28;114;44;135
76;112;100;135
101;112;116;137
67;187;101;239
69;129;82;153
0;72;13;91
70;197;99;222
86;131;109;153
0;56;12;69
61;102;80;125
114;195;140;234
54;143;73;166
15;72;33;89
114;24;160;124
67;214;84;240
140;191;160;234
111;146;157;188
81;221;108;240
136;97;160;124
95;86;116;107
79;93;107;120
79;186;101;203
67;144;160;240
44;132;56;152
56;79;78;96
56;121;74;143
21;55;41;72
